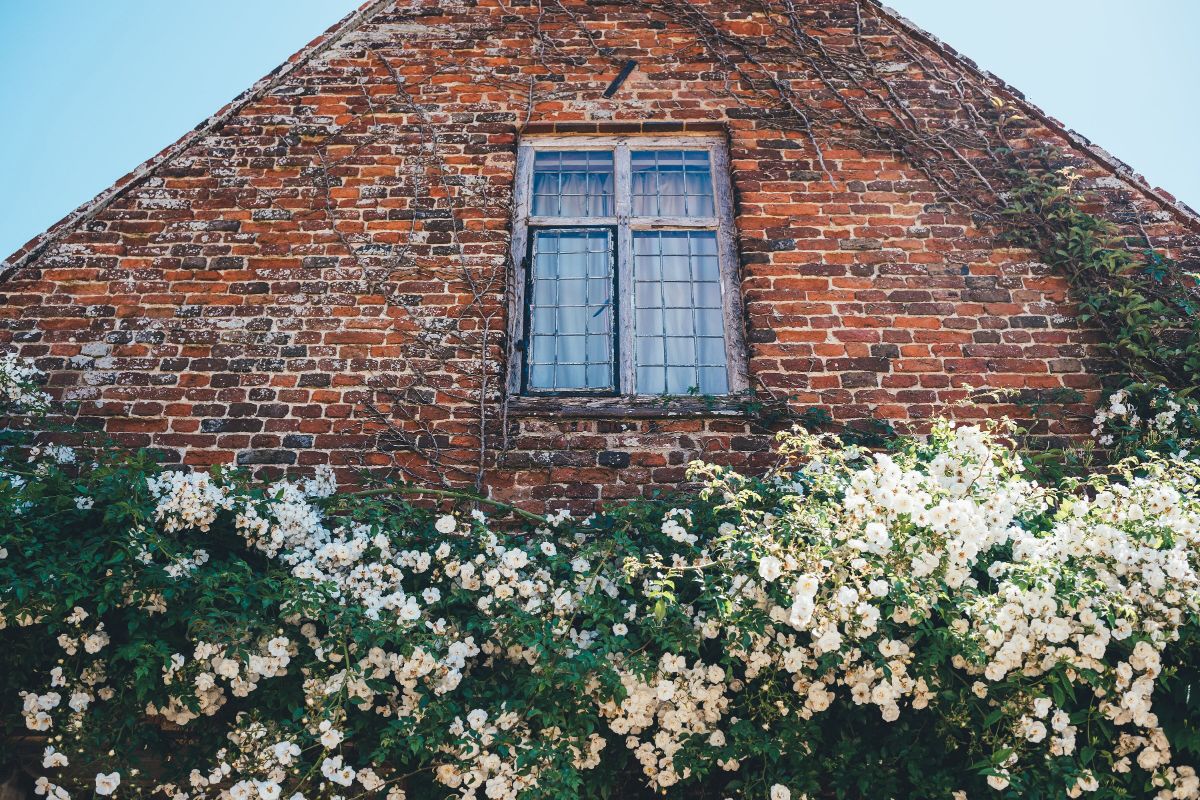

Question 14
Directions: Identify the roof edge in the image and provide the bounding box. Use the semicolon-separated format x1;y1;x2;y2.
6;0;1195;280
1;0;395;280
871;1;1200;232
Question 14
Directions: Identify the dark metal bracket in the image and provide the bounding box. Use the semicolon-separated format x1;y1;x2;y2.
602;60;638;98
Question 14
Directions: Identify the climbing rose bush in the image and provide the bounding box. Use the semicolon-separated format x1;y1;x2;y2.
1;355;1200;799
1091;383;1200;461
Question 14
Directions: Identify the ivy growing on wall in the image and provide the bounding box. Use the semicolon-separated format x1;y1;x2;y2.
1002;161;1200;391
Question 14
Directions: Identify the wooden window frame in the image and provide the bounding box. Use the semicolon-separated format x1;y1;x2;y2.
507;134;749;403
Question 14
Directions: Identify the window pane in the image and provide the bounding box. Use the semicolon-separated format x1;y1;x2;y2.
526;229;615;392
633;230;728;395
533;279;556;305
700;366;728;395
559;335;586;361
664;308;693;336
636;282;662;308
694;282;722;308
637;367;665;395
558;364;586;388
662;256;691;281
694;259;719;282
662;282;692;306
558;279;586;307
559;309;586;335
631;150;715;218
532;151;614;217
637;337;665;366
667;366;695;395
637;308;663;332
697;336;726;365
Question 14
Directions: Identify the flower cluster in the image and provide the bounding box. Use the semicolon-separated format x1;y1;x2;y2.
1092;384;1200;458
0;351;51;413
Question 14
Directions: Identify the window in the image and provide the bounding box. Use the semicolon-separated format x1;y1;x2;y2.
509;136;745;399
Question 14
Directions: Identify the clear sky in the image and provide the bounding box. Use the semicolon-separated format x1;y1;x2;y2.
887;0;1200;209
1;2;1196;258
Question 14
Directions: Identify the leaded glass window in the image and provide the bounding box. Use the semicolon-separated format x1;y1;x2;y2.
633;230;727;395
524;229;616;393
512;136;744;398
631;150;715;218
532;151;614;217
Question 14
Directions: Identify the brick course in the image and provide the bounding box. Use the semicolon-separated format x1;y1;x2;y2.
3;0;1198;513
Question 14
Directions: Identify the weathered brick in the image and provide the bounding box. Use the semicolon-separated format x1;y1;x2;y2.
236;449;298;466
201;418;264;434
598;451;631;469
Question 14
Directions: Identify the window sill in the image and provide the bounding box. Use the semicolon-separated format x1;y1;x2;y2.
505;394;751;419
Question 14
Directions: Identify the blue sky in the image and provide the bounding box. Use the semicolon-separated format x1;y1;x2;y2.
1;2;1196;258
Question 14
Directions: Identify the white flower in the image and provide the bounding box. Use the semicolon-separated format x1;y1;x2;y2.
794;574;819;599
758;555;783;582
835;586;859;607
612;623;628;636
256;782;281;800
435;515;457;534
986;773;1010;790
0;353;52;411
34;777;69;800
302;465;338;498
46;445;76;464
272;741;300;765
42;745;68;768
661;514;696;545
95;772;121;796
319;721;344;749
320;756;355;787
357;768;384;792
770;785;791;800
75;496;95;511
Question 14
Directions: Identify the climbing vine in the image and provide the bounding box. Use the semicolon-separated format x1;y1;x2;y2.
1002;162;1200;391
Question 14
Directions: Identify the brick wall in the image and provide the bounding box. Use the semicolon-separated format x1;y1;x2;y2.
2;0;1198;513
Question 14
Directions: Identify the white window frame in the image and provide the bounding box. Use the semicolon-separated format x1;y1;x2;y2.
507;134;748;399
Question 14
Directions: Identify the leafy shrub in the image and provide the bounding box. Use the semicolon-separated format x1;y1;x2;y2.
1;354;1200;800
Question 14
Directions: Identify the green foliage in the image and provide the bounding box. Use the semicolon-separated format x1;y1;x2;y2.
3;416;1200;799
1002;162;1200;391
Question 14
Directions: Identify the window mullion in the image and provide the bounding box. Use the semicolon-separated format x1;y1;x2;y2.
615;142;635;395
708;141;748;394
508;144;534;395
